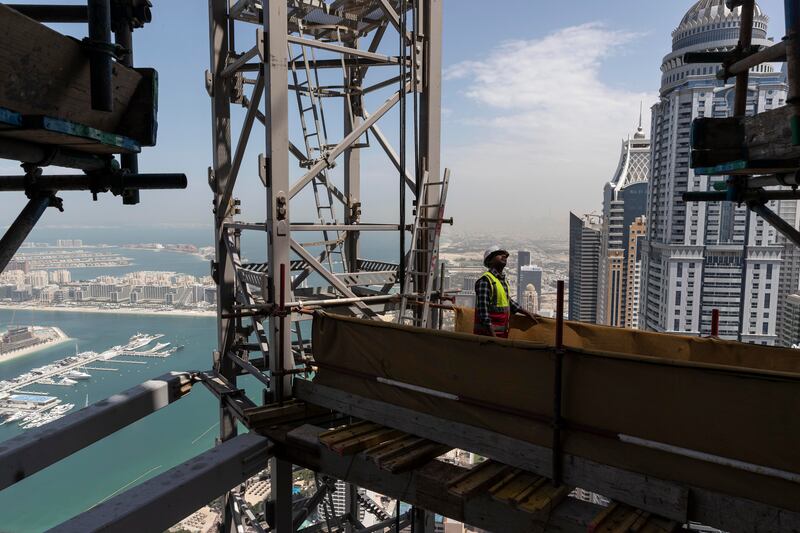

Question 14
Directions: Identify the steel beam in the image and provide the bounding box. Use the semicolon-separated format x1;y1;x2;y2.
287;35;398;64
0;194;56;273
209;5;240;531
0;138;107;171
344;38;362;273
289;86;408;200
0;173;187;192
0;372;193;492
749;200;800;247
263;1;294;530
49;433;272;533
369;122;416;190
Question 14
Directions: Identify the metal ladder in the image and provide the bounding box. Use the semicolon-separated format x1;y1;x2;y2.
396;168;451;327
288;25;347;273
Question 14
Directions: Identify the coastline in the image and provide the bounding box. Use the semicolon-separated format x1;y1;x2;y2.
0;327;71;364
0;304;215;318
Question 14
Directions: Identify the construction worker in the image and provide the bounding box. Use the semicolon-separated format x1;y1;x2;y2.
473;246;535;338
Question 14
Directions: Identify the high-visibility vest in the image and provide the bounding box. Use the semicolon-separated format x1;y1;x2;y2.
473;271;511;338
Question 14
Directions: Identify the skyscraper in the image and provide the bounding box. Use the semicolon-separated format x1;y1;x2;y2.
516;250;531;302
776;199;800;346
569;213;602;322
519;264;543;302
625;216;647;329
596;120;650;327
641;0;786;344
522;284;539;314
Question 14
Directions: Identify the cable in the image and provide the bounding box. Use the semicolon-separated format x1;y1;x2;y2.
398;0;408;296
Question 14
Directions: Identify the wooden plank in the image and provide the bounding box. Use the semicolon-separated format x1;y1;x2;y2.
691;106;800;170
0;5;154;144
331;427;404;455
280;424;603;533
318;419;371;440
380;442;451;474
447;460;512;499
244;400;329;428
295;379;692;525
370;436;429;465
364;434;422;464
489;470;544;504
117;68;158;146
517;483;571;515
319;421;383;447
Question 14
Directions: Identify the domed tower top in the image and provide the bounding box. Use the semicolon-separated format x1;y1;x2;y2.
660;0;773;94
679;0;764;28
672;0;768;51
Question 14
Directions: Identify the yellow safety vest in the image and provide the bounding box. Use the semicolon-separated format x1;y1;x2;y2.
482;271;509;308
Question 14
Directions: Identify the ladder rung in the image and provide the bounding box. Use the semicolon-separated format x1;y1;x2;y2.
418;203;439;208
302;106;314;112
305;132;319;138
424;181;446;186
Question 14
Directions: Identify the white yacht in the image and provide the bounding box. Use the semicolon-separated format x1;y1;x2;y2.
64;370;91;380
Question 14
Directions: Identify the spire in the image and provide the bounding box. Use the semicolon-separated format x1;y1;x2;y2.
638;101;643;129
634;101;646;139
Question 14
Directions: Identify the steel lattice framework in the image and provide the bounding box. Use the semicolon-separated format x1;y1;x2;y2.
208;0;443;529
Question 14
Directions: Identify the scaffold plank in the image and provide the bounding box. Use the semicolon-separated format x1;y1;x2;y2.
330;427;404;455
447;460;512;499
269;423;603;532
295;379;690;524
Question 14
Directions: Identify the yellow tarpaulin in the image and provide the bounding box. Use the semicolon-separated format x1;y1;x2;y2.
455;306;800;373
312;311;800;512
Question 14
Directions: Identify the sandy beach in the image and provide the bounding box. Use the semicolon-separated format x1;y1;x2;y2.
0;304;215;319
0;326;71;363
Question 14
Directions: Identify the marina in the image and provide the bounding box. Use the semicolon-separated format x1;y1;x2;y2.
0;332;180;430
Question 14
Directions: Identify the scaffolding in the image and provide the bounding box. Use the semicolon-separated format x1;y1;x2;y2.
1;2;800;532
205;0;448;530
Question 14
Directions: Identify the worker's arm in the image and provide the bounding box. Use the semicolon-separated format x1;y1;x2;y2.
474;277;495;336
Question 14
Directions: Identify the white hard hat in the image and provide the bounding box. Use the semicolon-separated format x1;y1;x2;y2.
483;246;508;266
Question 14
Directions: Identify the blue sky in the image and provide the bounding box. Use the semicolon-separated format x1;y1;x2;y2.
0;0;789;239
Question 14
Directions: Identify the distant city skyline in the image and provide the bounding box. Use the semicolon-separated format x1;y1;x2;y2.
0;1;788;239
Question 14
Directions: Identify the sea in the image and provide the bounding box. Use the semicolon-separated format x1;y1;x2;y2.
0;225;400;532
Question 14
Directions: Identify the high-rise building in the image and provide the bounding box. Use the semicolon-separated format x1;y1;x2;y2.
26;270;49;288
778;293;800;347
569;213;602;322
516;250;531;301
641;0;786;344
518;264;542;301
625;216;647;329
317;481;365;522
776;199;800;346
49;269;71;284
522;284;539;313
597;120;650;327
